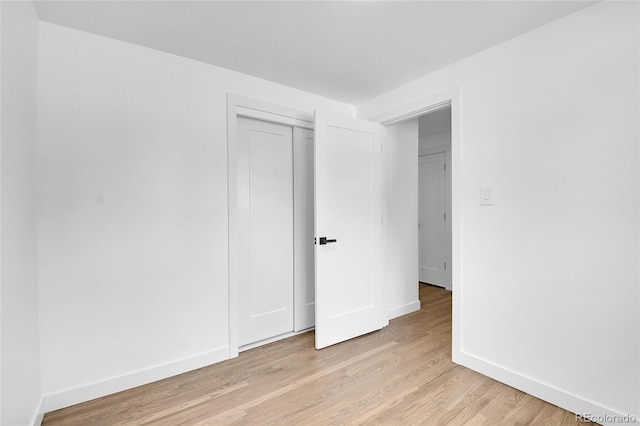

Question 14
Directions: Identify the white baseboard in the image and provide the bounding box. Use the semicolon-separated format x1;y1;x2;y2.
31;397;45;426
454;351;639;426
388;300;421;320
44;346;229;413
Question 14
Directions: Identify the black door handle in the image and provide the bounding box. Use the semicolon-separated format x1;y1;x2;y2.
319;237;337;245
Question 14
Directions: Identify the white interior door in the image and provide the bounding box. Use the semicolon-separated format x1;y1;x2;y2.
418;152;446;286
314;111;387;349
238;117;294;346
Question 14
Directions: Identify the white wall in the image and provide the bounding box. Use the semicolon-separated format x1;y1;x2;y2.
360;1;639;420
419;107;451;141
419;132;450;153
1;1;43;424
36;22;354;411
384;119;420;319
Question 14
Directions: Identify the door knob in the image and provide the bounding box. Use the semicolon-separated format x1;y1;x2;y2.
319;237;337;245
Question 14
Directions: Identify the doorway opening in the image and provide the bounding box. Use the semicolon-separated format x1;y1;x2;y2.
374;87;460;358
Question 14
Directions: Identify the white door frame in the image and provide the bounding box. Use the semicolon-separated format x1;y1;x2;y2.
369;86;462;361
227;94;314;358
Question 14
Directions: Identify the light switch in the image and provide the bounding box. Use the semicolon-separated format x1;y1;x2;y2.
481;185;494;206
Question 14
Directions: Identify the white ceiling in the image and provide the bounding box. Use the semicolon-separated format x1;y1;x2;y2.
33;1;597;105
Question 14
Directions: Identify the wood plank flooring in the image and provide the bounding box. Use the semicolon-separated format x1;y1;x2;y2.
43;285;592;425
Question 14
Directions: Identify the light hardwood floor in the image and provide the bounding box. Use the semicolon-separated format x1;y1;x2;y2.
43;285;592;425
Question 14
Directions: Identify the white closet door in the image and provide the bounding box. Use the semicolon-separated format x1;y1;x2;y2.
314;111;387;349
294;127;315;331
418;152;446;286
238;117;294;346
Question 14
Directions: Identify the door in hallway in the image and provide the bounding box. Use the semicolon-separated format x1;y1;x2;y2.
418;152;446;286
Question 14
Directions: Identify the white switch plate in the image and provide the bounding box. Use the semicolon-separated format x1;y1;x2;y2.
481;185;494;206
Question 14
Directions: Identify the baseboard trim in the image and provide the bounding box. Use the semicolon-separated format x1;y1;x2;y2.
43;346;229;413
31;396;45;425
388;300;421;320
454;351;639;426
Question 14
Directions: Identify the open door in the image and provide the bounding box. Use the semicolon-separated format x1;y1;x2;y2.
314;111;387;349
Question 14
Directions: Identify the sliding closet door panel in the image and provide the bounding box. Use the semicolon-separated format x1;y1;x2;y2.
238;117;294;346
294;127;315;331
